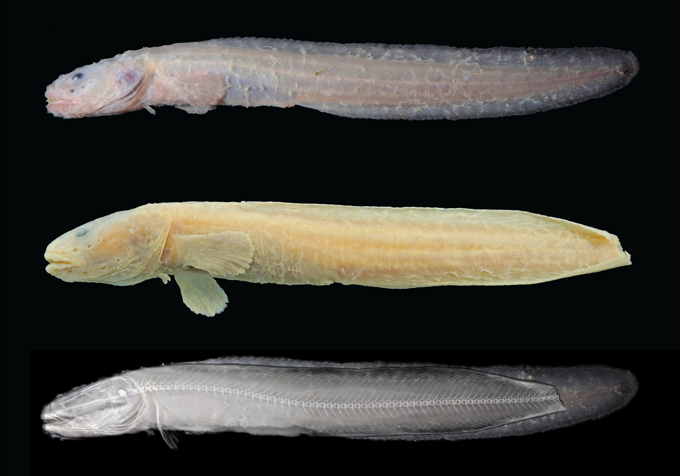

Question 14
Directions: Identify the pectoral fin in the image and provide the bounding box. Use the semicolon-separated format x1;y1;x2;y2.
170;74;225;114
177;231;254;277
175;272;228;317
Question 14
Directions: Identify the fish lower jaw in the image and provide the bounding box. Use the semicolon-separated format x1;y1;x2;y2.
46;265;79;279
43;422;60;435
43;421;81;439
42;409;69;434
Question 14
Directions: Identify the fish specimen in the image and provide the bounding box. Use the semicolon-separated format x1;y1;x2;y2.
45;38;638;119
44;202;631;316
41;356;638;446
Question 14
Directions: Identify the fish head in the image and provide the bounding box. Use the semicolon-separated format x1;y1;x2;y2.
45;207;172;285
42;375;147;438
46;58;146;118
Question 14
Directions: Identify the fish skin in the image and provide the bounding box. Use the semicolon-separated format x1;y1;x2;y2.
44;202;631;316
41;358;637;445
45;38;639;119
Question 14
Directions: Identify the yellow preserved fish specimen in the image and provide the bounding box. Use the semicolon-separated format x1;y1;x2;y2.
44;202;631;316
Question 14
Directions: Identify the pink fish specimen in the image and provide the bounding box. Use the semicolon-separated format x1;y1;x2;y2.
45;38;638;119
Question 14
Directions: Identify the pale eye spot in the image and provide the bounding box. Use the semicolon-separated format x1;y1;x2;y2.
463;75;469;82
118;389;127;397
72;73;83;81
76;229;89;238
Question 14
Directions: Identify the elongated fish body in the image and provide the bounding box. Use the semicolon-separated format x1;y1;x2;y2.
44;202;631;316
45;38;638;119
41;357;638;445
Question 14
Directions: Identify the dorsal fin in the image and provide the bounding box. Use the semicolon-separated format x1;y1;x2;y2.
188;356;445;369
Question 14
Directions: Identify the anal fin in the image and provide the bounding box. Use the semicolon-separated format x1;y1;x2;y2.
175;272;228;317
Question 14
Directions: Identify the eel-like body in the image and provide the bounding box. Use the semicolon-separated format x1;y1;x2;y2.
44;202;631;316
41;357;638;446
45;38;638;119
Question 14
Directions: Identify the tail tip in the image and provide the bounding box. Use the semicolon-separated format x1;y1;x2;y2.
619;51;640;84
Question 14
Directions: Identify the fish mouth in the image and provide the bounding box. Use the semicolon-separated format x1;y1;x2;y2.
45;97;75;110
45;91;73;104
42;404;77;437
42;410;68;426
45;251;82;272
45;93;81;117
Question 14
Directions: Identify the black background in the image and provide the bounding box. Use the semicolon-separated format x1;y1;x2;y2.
1;1;668;474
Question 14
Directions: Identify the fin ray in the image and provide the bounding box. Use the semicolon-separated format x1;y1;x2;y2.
178;231;254;277
175;271;228;317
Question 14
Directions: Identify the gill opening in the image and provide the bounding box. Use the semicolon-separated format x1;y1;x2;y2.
98;65;150;115
158;218;174;266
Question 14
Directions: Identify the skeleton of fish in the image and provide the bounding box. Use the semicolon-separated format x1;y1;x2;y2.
44;202;631;316
41;356;638;447
45;37;638;119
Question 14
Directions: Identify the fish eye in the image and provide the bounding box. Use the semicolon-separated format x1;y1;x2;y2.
72;73;83;81
75;229;89;238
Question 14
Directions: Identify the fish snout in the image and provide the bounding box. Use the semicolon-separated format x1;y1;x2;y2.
45;83;80;117
45;251;83;274
46;97;78;118
41;401;61;423
41;399;82;437
41;400;68;434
